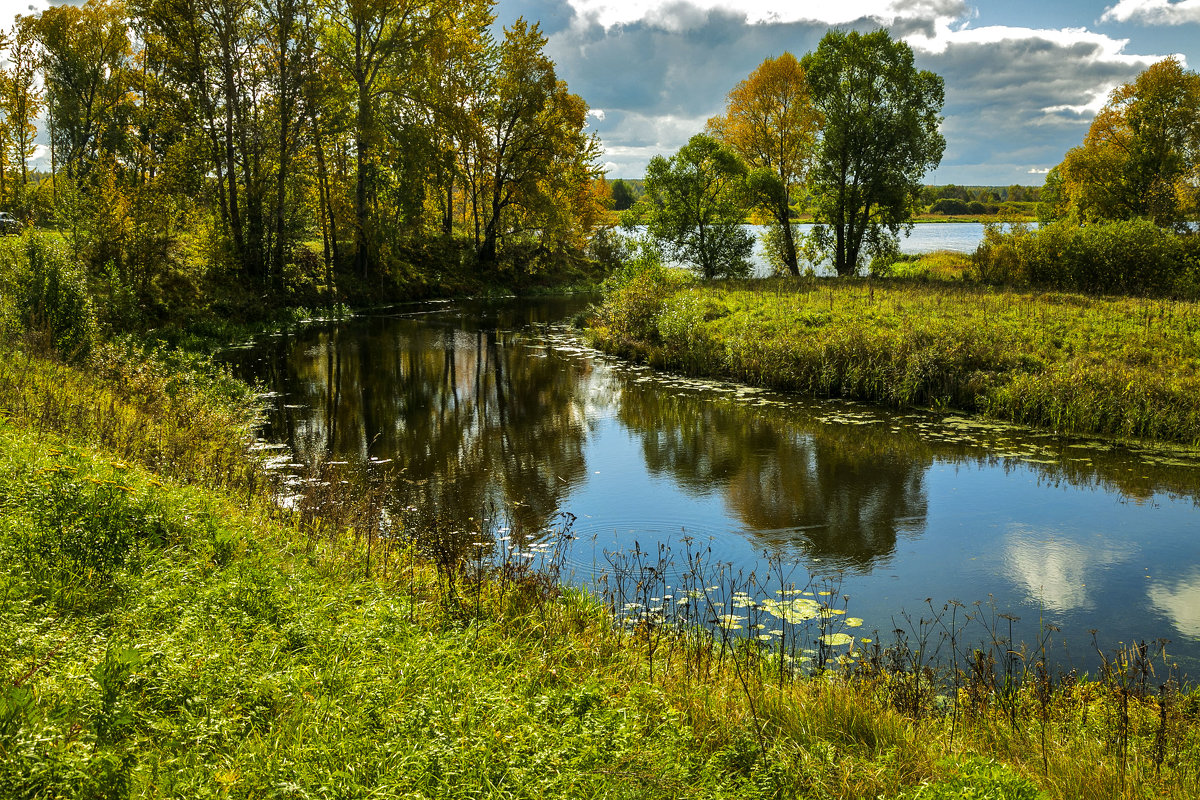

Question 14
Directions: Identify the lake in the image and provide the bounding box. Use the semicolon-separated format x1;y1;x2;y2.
226;296;1200;674
632;221;1017;275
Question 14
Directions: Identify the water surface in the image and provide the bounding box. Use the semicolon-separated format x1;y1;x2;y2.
227;297;1200;672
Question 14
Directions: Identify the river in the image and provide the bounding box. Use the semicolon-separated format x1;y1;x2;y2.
226;295;1200;674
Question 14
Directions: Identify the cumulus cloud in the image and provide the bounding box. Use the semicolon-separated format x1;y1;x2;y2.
564;0;964;30
918;31;1157;174
542;0;1162;179
1003;527;1134;613
1102;0;1200;26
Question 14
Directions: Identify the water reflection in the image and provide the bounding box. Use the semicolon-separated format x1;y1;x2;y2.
226;296;1200;667
1002;526;1134;613
1149;569;1200;640
616;379;928;568
245;301;592;534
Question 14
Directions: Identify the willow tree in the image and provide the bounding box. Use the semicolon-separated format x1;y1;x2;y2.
802;30;944;276
709;52;817;276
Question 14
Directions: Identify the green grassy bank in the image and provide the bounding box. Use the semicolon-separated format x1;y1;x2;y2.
1;333;1198;797
588;266;1200;446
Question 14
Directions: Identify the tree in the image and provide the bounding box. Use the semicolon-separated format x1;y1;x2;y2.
801;30;945;276
322;0;440;278
471;19;601;271
35;0;135;184
641;133;753;280
1054;58;1200;228
1;16;42;217
708;52;817;275
610;178;635;211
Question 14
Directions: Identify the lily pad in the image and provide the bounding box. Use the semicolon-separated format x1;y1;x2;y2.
820;633;854;647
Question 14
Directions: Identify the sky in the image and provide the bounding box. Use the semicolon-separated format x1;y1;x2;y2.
491;0;1200;184
3;1;1199;185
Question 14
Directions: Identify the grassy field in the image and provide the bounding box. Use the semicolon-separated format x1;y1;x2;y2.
1;306;1198;796
588;267;1200;446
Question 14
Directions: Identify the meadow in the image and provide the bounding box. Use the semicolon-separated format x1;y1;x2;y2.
588;262;1200;446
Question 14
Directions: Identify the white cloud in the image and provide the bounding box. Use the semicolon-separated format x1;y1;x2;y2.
1148;569;1200;639
1004;527;1133;613
0;1;51;30
565;0;954;30
1028;167;1051;174
1103;0;1200;25
547;3;1164;180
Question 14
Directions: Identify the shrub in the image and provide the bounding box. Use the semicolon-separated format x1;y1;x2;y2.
930;198;969;215
973;220;1199;299
973;222;1035;284
1064;219;1185;296
594;242;694;342
11;233;96;360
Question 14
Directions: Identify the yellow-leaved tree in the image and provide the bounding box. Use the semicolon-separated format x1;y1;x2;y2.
1054;58;1200;229
708;52;818;276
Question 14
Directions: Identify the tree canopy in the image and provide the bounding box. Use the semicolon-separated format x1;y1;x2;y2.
641;133;753;280
802;30;945;276
708;52;817;276
0;0;605;319
1050;58;1200;229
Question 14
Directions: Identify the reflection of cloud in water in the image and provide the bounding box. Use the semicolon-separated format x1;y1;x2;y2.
1149;570;1200;640
1005;527;1133;613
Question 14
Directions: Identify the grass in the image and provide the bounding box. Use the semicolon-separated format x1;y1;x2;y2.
1;327;1198;796
588;271;1200;445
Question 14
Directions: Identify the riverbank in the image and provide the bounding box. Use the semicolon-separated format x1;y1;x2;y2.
587;269;1200;446
1;312;1199;797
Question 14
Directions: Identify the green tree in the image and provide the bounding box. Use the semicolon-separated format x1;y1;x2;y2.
709;52;817;276
802;30;945;276
322;0;441;278
1;17;41;218
35;0;135;184
1037;166;1069;223
610;178;635;211
641;133;753;280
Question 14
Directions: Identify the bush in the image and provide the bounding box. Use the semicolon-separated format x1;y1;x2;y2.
11;233;96;360
972;220;1199;298
1064;219;1186;295
930;198;969;215
594;242;694;342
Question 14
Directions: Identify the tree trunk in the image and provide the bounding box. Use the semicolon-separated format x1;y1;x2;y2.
778;197;798;276
355;85;371;279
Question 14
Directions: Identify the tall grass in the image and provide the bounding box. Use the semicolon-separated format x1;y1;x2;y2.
589;276;1200;444
0;339;262;491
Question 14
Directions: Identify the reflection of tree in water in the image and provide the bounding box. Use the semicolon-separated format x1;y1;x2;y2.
228;297;1200;566
250;305;590;535
617;382;929;569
